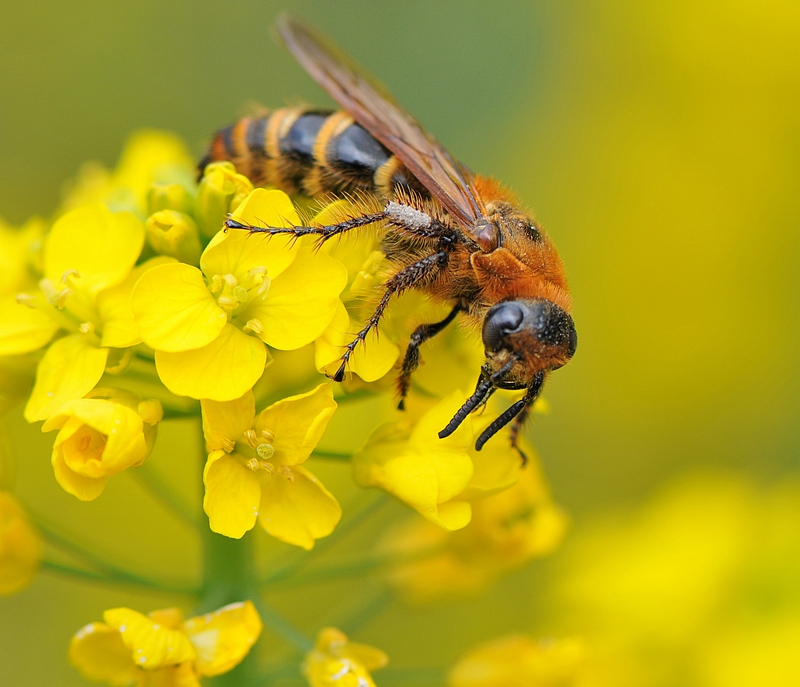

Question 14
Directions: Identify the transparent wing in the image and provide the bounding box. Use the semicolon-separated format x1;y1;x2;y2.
277;14;486;229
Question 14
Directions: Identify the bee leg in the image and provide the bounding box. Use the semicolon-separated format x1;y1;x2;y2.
509;407;532;466
332;250;449;383
474;372;545;452
224;211;387;243
397;301;463;409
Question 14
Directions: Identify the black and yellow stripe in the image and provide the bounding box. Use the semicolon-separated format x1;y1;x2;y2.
199;108;427;199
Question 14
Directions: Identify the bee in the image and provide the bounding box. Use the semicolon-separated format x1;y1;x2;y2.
201;15;577;457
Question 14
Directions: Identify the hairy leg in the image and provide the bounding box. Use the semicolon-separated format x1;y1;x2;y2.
225;200;459;244
332;251;449;382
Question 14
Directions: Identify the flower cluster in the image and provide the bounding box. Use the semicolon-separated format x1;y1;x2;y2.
70;602;263;686
0;130;569;685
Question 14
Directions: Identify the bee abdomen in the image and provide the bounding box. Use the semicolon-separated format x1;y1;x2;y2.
199;108;426;198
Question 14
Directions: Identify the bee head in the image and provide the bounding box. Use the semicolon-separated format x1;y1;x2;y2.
482;299;577;385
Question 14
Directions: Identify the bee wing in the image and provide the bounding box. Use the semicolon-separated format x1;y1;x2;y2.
277;14;485;228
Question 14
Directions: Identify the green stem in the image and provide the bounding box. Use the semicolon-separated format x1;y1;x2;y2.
264;544;441;590
131;461;201;529
103;370;200;416
260;493;388;585
196;418;312;686
250;594;313;653
31;512;154;583
40;559;197;595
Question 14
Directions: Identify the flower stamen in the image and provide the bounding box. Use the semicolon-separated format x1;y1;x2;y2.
242;318;263;335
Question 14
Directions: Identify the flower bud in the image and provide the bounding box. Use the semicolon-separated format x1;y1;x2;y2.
303;627;388;687
195;162;253;239
41;388;161;501
145;209;202;264
0;491;42;595
146;182;194;215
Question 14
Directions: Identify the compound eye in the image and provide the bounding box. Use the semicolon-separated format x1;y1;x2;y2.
482;302;525;351
568;327;578;357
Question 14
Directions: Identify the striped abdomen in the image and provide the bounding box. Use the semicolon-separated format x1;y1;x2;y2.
199;108;426;199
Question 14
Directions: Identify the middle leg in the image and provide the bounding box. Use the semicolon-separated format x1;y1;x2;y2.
397;301;463;409
332;250;449;382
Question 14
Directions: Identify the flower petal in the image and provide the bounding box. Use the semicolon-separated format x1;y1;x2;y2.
68;622;139;685
0;296;59;356
139;662;200;687
132;262;227;352
104;607;196;670
258;465;341;550
203;451;260;538
250;250;347;350
45;399;148;476
98;256;177;348
255;384;337;466
315;301;399;382
183;601;263;677
24;334;109;422
155;324;267;401
44;205;144;296
201;392;256;452
51;445;109;501
353;393;474;530
202;191;300;281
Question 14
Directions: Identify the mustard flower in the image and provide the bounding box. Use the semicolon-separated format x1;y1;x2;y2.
201;385;341;548
302;627;388;687
385;465;568;603
311;200;400;383
132;189;347;401
194;161;253;239
69;601;262;686
0;491;42;595
352;392;526;530
144;209;203;265
42;388;162;501
6;203;174;422
448;635;585;687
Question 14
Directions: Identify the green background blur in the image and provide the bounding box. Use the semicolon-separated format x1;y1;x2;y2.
2;1;799;685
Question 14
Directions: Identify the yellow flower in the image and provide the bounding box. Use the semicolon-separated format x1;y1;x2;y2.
195;161;253;239
353;391;531;530
311;200;400;383
0;491;42;595
144;209;202;265
132;189;347;401
8;203;173;422
201;385;341;548
302;627;388;687
385;464;568;603
448;635;585;687
69;601;262;686
42;388;162;501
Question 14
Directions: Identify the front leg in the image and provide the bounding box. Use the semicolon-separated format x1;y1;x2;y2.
397;301;463;409
225;199;460;245
332;251;449;382
474;371;545;454
225;211;387;243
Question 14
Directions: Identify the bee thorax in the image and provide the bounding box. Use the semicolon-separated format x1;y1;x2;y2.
385;201;432;230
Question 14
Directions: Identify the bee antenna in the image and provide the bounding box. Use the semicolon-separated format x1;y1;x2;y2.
438;375;494;439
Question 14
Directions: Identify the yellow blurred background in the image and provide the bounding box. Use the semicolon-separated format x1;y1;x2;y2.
1;1;799;685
